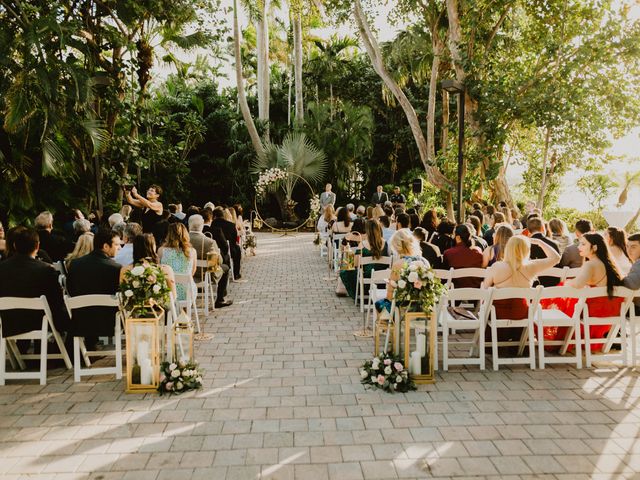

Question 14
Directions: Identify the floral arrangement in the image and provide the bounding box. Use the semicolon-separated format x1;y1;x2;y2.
255;167;288;198
391;258;447;315
360;352;415;393
119;264;172;316
158;360;203;395
309;194;321;220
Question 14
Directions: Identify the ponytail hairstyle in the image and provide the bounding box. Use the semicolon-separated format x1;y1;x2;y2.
583;233;623;297
365;220;384;259
606;226;630;260
390;229;420;257
455;224;473;248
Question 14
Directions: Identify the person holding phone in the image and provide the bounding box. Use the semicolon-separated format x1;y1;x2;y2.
125;185;163;234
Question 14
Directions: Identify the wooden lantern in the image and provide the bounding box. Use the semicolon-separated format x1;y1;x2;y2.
172;320;194;364
401;311;436;384
125;306;164;393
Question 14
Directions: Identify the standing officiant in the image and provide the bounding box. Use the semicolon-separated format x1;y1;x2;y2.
370;185;388;206
320;183;336;211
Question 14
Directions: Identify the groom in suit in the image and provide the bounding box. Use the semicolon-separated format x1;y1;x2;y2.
370;185;388;206
319;183;336;211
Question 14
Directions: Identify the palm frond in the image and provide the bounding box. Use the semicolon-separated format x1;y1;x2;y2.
278;132;327;185
42;137;66;176
81;119;110;154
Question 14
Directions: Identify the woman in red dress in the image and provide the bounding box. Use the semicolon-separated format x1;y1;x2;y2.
545;233;624;351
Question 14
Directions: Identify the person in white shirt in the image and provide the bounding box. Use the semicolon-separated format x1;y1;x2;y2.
114;222;142;266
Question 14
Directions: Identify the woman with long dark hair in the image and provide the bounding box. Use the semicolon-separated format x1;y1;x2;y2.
332;207;352;233
419;209;439;238
605;226;632;275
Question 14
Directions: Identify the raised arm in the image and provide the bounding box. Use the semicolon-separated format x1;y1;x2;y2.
129;187;163;214
528;237;561;275
125;188;144;209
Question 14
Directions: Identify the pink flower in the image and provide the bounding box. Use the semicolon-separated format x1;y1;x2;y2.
165;382;174;391
394;362;403;372
377;375;385;385
147;275;157;283
414;280;423;289
383;359;392;365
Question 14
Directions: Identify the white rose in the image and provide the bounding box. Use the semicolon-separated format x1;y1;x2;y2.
171;369;181;378
132;280;140;288
384;366;392;375
124;290;134;298
131;266;145;276
370;375;377;383
393;383;398;389
196;376;202;383
427;271;434;280
176;381;184;390
398;279;407;289
152;284;161;293
407;272;419;283
360;370;369;379
396;375;403;383
169;363;177;370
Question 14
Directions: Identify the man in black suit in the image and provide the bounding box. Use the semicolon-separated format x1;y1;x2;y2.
35;211;73;263
0;227;70;337
66;229;122;346
527;216;560;287
370;185;388;206
211;207;243;280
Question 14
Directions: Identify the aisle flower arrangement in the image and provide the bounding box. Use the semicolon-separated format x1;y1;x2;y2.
158;361;203;395
255;167;288;199
119;264;172;315
391;258;447;315
360;352;415;393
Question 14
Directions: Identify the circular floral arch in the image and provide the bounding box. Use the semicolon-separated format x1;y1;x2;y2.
253;168;317;233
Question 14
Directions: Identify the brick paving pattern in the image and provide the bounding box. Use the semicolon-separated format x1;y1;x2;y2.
1;232;640;479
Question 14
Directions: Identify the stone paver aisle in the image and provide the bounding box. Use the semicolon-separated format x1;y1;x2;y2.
2;232;640;479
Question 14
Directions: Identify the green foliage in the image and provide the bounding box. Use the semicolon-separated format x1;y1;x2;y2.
576;174;618;211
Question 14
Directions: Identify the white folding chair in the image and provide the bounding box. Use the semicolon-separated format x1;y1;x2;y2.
534;286;586;369
356;256;392;313
564;267;582;281
0;295;72;385
195;259;217;316
331;234;347;271
365;268;391;332
540;267;569;283
577;286;634;367
64;294;123;382
173;274;201;333
439;288;494;371
487;286;542;370
448;267;487;290
628;297;640;367
433;269;452;288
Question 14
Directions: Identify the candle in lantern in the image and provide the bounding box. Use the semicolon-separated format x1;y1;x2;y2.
137;339;152;385
416;333;426;357
410;351;422;375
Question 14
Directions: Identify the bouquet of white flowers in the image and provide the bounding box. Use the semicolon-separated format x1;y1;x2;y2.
158;361;203;395
360;353;415;393
391;258;446;315
119;264;171;316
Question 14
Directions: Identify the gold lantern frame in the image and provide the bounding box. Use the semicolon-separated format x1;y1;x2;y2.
172;320;194;364
125;305;164;393
401;311;437;384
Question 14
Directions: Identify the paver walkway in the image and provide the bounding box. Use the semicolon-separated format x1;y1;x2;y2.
2;232;640;480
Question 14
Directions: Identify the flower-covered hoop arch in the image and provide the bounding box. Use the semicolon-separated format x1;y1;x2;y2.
253;168;317;233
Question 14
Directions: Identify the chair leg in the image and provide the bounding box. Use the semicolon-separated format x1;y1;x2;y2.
584;322;592;368
491;319;499;371
192;296;201;334
73;337;81;382
574;320;582;369
40;321;48;386
50;326;72;370
537;322;545;369
478;324;485;371
602;324;620;353
115;318;123;380
0;338;6;386
79;338;91;367
620;320;627;367
442;322;449;371
7;340;25;370
528;323;535;369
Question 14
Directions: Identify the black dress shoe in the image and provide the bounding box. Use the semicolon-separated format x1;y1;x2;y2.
215;300;234;308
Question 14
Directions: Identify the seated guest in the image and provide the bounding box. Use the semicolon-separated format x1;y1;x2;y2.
158;223;197;302
482;225;513;267
482;235;560;341
382;229;424;304
212;207;243;280
356;205;366;218
560;219;592;268
341;218;367;249
395;213;411;233
65;232;95;271
483;212;505;246
120;234;176;298
114;222;142;266
431;218;456;254
443;224;484;288
372;206;385;219
0;227;70;338
605;226;632;275
623;233;640;314
35;211;72;262
111;221;126;243
0;220;5;258
549;218;571;253
66;229;122;349
3;226;52;263
419;209;439;239
108;213;124;228
409;213;420;231
467;217;488;250
120;205;132;222
340;220;389;298
152;210;172;246
379;216;394;243
346;203;357;221
73;218;92;240
332;207;352;234
499;206;513;228
471;209;488;234
317;205;336;234
189;214;232;308
413;227;443;268
527;216;560;286
511;208;522;229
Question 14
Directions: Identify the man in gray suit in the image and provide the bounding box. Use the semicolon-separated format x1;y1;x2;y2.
560;219;593;268
319;183;336;211
623;233;640;313
370;185;388;206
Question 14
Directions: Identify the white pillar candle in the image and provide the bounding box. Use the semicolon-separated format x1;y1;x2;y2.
140;359;152;385
416;333;426;357
410;351;422;375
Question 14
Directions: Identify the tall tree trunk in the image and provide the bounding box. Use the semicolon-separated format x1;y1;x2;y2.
426;38;443;162
625;204;640;232
293;12;304;127
353;0;453;191
256;0;270;138
441;89;449;153
537;126;551;210
445;191;454;220
233;0;263;155
287;66;292;126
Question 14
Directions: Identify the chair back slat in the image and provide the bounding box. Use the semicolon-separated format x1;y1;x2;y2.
0;296;48;311
65;294;120;310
